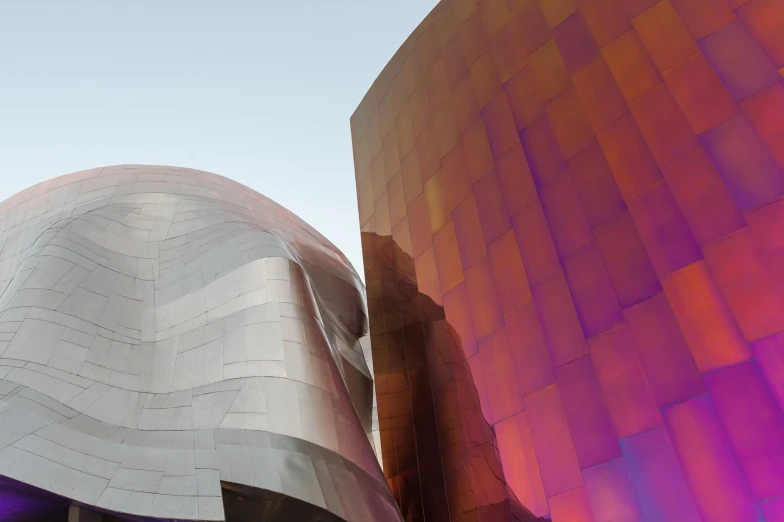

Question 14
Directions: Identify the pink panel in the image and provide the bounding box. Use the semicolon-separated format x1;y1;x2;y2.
589;325;662;438
473;170;512;244
443;283;479;358
532;272;589;367
415;247;443;306
479;328;524;424
569;142;626;228
704;361;784;500
512;202;561;285
567;142;627;228
663;394;757;522
626;180;703;278
548;487;596;522
376;193;392;236
552;11;600;75
505;66;545;130
462;118;495;184
699;114;784;211
482;93;520;158
741;83;784;170
418;122;440;183
620;427;701;522
452;195;487;270
393;217;414;258
539;174;593;258
583;458;644;522
752;332;784;413
441;145;473;211
487;229;532;313
661;146;745;246
495;412;549;518
623;292;704;407
562;243;624;339
523;384;584;497
433;222;465;294
504;302;555;396
702;227;784;342
496;142;537;215
408;193;433;258
628;83;699;167
555;355;622;469
546;87;595;160
465;257;504;340
597;114;662;197
760;496;784;522
520;116;569;188
402;147;423;205
593;210;662;308
698;20;779;101
661;261;751;373
388;171;407;228
746;196;784;284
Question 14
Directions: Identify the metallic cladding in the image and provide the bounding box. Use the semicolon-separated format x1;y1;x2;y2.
351;0;784;520
0;166;402;522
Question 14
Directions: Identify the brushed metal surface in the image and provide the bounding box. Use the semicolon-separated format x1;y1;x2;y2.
0;166;399;522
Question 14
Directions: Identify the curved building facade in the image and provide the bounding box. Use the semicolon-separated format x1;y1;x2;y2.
0;166;402;522
351;0;784;521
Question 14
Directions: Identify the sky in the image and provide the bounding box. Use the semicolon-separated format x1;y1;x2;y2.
0;0;438;279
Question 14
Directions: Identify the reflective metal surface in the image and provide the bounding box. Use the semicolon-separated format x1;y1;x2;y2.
0;166;401;522
351;0;784;520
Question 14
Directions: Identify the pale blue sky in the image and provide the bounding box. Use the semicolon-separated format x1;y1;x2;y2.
0;0;437;277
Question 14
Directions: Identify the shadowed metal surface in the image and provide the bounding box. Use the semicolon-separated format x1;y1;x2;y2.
0;166;401;522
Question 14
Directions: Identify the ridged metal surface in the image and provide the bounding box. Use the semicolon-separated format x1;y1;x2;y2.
0;165;401;522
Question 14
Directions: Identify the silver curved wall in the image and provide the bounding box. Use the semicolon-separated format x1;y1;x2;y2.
0;165;401;522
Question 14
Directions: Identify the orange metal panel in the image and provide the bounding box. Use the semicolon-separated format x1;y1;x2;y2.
352;0;784;517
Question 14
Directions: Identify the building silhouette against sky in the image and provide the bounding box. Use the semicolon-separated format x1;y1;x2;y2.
351;0;784;520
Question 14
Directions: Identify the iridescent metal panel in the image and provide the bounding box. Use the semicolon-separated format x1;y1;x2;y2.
0;166;401;522
352;0;784;520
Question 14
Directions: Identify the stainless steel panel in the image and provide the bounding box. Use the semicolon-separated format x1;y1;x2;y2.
198;496;225;521
36;422;128;463
164;448;196;477
120;446;166;472
107;468;163;493
0;445;109;504
274;450;327;510
0;406;53;449
196;468;221;497
3;319;64;364
246;321;284;361
247;446;282;492
329;461;373;522
315;460;349;519
158;475;197;496
0;167;401;522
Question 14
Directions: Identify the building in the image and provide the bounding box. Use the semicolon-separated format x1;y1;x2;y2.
0;166;402;522
351;0;784;521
